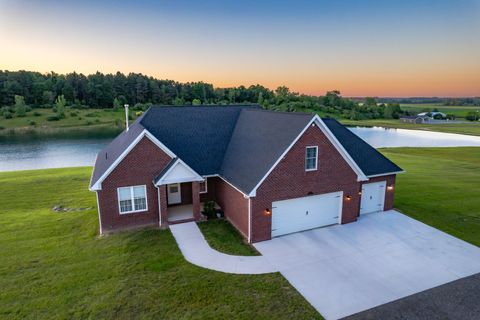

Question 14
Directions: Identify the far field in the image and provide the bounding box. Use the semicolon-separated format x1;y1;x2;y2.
0;147;479;319
400;103;480;118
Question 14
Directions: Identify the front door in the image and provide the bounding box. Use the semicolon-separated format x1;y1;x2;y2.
167;183;181;205
360;181;386;215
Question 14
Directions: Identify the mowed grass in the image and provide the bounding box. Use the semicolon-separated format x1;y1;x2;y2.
0;167;321;319
400;103;480;118
340;118;480;136
381;147;480;246
198;220;259;256
0;108;133;135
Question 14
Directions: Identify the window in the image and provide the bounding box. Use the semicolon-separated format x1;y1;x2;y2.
117;185;147;214
305;146;318;171
199;178;208;194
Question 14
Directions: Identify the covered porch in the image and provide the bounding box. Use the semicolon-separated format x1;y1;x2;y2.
154;158;204;226
168;202;222;223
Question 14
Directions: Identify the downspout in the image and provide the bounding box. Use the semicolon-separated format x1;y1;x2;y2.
156;185;162;228
248;197;252;243
95;191;103;235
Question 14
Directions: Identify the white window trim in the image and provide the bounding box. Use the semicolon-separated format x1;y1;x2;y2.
305;146;318;171
199;178;208;194
117;185;148;214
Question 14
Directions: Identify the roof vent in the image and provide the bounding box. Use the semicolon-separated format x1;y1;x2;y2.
124;104;129;132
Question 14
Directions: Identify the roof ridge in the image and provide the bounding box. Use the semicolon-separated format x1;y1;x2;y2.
148;104;261;109
243;108;315;116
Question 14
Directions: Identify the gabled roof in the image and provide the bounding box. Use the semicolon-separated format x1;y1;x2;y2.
322;118;403;176
140;105;255;175
220;109;314;194
89;120;145;189
90;105;403;193
153;157;204;185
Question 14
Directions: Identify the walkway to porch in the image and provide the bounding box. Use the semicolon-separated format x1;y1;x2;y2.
168;204;194;222
167;202;222;223
170;222;277;274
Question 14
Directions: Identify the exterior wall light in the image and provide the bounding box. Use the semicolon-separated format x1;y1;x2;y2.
345;195;352;201
387;185;394;191
358;191;362;196
264;208;271;216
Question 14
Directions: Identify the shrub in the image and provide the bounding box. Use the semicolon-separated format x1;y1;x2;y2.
85;112;99;118
46;115;60;121
33;111;41;117
77;117;83;120
29;120;36;126
114;118;123;127
3;111;13;119
95;119;100;123
14;95;27;117
86;121;93;125
466;112;479;121
70;111;78;117
203;201;217;220
0;126;4;130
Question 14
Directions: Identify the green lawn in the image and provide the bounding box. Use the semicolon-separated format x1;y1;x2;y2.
0;108;131;136
381;147;480;246
1;148;479;319
198;220;259;256
0;167;320;319
400;103;480;118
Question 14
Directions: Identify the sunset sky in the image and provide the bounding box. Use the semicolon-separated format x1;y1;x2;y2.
1;0;479;97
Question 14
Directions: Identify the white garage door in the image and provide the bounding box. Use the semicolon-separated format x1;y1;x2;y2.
271;191;343;237
360;181;386;215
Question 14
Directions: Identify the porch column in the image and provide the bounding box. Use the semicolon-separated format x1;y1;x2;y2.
192;181;201;221
159;185;168;228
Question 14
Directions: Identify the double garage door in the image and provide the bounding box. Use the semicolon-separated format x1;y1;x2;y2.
271;182;387;237
271;191;343;237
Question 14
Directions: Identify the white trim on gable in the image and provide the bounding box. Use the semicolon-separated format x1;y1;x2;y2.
313;115;368;181
89;129;176;191
248;115;368;197
367;170;405;178
154;158;204;186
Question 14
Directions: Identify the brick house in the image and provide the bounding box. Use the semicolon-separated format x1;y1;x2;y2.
89;105;403;243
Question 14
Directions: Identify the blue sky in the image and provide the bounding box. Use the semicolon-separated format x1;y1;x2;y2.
1;0;479;96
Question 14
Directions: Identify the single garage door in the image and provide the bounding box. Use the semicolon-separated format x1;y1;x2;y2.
360;181;386;215
271;191;343;237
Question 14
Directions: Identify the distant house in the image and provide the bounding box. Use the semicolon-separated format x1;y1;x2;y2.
399;116;429;124
89;105;402;243
417;111;447;119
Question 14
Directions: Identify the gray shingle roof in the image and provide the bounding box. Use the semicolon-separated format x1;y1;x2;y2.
90;120;145;188
322;118;403;176
220;108;314;193
90;105;402;192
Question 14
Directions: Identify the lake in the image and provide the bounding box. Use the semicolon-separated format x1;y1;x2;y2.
1;127;480;172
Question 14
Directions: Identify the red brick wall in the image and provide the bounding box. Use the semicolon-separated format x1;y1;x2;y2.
200;177;216;203
97;137;172;232
178;182;193;205
214;177;249;238
251;124;361;242
361;175;396;211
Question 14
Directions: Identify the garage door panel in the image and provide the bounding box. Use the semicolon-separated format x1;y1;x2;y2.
360;181;386;215
272;192;343;237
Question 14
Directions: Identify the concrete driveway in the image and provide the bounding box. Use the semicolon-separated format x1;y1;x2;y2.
254;210;480;320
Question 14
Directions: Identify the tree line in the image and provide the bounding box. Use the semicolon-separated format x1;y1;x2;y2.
0;70;405;120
